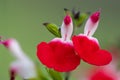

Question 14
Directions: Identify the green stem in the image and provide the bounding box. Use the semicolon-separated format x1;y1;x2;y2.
65;72;70;80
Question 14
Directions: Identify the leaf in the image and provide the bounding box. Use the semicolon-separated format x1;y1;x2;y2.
35;63;50;80
47;69;63;80
64;72;71;80
64;8;70;15
43;23;61;37
73;12;89;27
36;68;49;80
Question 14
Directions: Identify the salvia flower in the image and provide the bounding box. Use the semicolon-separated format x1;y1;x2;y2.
72;10;112;66
87;62;120;80
0;38;37;80
88;68;116;80
37;15;80;72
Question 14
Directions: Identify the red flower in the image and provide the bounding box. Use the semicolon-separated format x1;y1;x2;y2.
72;11;112;66
37;15;80;72
89;69;116;80
87;62;119;80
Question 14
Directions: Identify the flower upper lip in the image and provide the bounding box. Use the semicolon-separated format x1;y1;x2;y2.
84;10;100;37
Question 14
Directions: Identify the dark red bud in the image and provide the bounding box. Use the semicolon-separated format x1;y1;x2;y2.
90;11;100;23
2;40;11;48
64;15;71;25
10;69;16;80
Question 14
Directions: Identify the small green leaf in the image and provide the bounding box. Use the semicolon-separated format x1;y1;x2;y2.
47;69;63;80
35;63;50;80
43;23;61;37
64;8;70;15
64;72;71;80
37;68;49;80
73;12;89;27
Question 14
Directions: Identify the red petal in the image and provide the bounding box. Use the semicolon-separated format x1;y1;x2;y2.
37;40;80;72
37;42;55;68
72;35;112;66
89;69;116;80
72;35;99;56
92;50;112;65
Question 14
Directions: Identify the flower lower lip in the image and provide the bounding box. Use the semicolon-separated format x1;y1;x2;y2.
72;35;112;66
37;39;80;72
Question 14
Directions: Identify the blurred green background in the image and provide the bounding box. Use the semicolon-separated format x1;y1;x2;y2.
0;0;120;80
